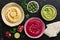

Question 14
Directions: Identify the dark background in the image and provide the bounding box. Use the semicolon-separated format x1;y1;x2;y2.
0;0;60;40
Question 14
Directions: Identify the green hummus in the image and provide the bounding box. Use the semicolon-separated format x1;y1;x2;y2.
41;5;57;21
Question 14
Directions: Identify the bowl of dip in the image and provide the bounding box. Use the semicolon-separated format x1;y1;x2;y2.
24;17;45;38
41;4;57;21
27;1;39;13
1;2;24;27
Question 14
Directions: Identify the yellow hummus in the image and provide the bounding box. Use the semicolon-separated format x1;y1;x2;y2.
1;2;24;27
5;6;22;23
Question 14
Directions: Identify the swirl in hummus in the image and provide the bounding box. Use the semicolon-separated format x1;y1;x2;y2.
5;6;22;23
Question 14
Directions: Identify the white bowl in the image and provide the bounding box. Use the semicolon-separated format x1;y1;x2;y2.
1;2;25;27
27;1;39;13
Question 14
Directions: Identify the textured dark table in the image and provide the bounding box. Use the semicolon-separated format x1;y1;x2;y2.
0;0;60;40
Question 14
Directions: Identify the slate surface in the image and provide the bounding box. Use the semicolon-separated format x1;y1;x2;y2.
0;0;60;40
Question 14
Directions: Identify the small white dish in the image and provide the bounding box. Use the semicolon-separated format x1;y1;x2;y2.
27;1;39;13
